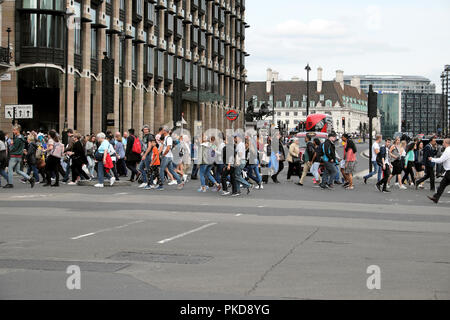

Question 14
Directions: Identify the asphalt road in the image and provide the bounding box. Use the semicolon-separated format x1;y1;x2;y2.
0;154;449;300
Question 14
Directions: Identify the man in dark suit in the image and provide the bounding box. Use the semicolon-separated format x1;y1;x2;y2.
416;137;438;192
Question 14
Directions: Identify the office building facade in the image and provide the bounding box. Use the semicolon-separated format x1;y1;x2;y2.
0;0;248;135
343;75;435;94
401;92;444;136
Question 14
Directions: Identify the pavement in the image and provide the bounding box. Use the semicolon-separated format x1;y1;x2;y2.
0;152;449;300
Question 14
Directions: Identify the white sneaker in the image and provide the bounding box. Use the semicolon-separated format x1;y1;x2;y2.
183;175;188;182
254;185;260;190
138;183;147;188
387;185;391;189
168;180;178;186
110;177;116;186
399;185;407;190
395;183;399;187
94;184;104;188
68;182;77;186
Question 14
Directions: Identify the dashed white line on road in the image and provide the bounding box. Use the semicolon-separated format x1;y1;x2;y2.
235;214;243;217
71;220;145;240
114;193;129;195
257;205;266;208
157;223;217;244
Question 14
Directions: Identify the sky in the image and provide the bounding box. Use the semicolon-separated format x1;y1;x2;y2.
245;0;450;91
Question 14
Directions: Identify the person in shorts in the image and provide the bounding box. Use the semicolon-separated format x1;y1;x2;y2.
342;134;357;190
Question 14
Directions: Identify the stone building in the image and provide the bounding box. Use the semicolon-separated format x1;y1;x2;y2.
0;0;248;135
247;68;381;135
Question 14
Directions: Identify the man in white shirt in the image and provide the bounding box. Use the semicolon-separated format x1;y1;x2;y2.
364;134;382;184
428;139;450;204
232;133;251;196
157;126;184;190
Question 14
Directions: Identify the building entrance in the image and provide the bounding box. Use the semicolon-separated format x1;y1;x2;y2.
17;68;61;132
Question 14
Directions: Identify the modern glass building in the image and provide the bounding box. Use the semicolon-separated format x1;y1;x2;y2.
344;75;435;94
376;91;401;139
0;0;248;134
401;92;444;136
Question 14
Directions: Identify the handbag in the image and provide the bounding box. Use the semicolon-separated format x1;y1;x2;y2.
36;158;46;170
292;156;301;164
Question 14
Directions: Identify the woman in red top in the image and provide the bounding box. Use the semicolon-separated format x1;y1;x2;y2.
342;134;357;190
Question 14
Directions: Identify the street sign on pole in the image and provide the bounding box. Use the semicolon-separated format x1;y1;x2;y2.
5;105;33;119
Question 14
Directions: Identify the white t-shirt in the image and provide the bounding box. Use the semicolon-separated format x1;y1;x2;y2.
372;142;380;162
236;141;246;164
163;136;173;158
0;140;6;152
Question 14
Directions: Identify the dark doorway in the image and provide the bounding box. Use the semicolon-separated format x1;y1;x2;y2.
17;68;61;132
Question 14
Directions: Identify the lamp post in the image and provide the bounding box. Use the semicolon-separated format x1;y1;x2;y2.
265;69;276;126
441;73;445;137
64;9;75;131
6;27;11;64
119;32;126;134
305;63;311;117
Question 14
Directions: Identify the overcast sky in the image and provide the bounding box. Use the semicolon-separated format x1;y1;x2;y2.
245;0;450;91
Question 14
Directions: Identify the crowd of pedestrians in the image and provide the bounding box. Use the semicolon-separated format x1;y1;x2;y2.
0;124;449;203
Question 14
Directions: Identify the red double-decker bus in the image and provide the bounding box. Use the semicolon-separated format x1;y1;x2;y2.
306;114;333;133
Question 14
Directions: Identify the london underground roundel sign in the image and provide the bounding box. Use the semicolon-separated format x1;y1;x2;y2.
226;110;238;121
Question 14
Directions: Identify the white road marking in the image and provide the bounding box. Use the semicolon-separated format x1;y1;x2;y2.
71;220;145;240
71;233;95;240
235;214;243;217
158;223;217;244
114;193;129;195
257;205;266;208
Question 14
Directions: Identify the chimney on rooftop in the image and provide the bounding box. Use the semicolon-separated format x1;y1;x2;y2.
317;67;323;93
351;76;361;94
336;70;344;90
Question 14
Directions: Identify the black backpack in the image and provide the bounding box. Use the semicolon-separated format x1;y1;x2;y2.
376;146;387;166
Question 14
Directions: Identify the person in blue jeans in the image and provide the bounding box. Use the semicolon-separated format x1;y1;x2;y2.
0;130;9;187
138;125;154;188
233;134;252;196
320;132;338;189
364;135;383;184
157;127;184;190
94;133;115;188
245;139;263;189
4;125;35;188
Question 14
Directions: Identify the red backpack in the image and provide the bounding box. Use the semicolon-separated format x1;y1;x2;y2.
131;136;142;154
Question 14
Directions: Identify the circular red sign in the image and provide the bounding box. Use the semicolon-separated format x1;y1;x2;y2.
226;110;238;121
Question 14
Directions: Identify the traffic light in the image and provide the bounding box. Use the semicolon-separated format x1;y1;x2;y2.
368;85;378;118
342;117;346;128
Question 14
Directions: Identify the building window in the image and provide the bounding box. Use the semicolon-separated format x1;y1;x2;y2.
326;100;332;107
73;1;81;54
320;95;324;101
285;112;290;116
293;101;299;108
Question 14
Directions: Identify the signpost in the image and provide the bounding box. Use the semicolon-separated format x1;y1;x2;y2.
5;104;33;124
226;110;239;122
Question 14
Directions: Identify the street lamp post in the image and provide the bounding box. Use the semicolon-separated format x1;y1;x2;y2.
6;27;11;64
271;79;275;125
119;32;126;134
64;9;75;132
305;64;311;117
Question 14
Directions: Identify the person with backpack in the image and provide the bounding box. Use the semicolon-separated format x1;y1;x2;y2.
0;130;9;187
376;138;392;193
319;132;338;190
4;125;35;189
125;128;141;183
298;134;315;186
